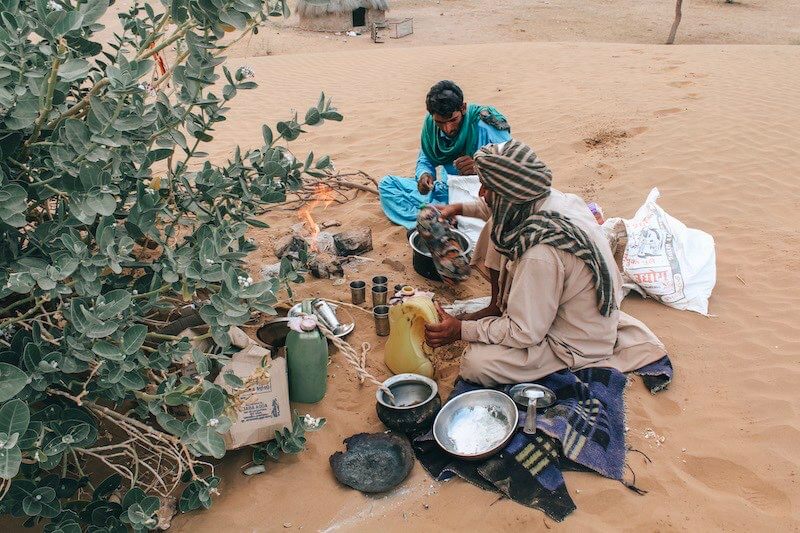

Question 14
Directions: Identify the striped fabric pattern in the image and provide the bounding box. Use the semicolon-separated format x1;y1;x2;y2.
474;140;616;317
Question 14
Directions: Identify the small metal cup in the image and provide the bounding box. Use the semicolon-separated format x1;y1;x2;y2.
372;275;388;287
394;284;404;292
350;280;366;305
373;305;390;336
372;285;388;307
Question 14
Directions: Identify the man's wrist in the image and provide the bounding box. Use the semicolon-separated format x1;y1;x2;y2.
460;320;479;342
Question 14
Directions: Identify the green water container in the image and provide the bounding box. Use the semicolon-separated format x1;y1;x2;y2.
286;300;329;403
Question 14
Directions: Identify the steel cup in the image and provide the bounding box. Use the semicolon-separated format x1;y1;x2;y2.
372;275;388;287
372;285;388;307
373;305;390;336
350;280;366;305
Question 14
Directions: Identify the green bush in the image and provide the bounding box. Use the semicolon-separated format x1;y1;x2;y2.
0;0;340;528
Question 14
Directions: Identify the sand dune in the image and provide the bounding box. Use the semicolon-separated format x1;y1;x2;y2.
163;41;800;531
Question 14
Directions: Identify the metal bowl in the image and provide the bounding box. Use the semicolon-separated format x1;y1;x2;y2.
408;229;473;281
376;374;442;437
256;318;291;350
433;390;518;461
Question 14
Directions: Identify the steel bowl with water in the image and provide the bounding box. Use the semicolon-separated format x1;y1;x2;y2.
433;389;518;461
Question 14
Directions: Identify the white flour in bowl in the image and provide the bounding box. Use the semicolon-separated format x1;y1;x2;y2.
447;405;509;455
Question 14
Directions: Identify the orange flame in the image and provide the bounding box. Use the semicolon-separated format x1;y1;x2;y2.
298;184;336;252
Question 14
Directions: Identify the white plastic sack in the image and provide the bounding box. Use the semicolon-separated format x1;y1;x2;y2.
611;187;716;315
447;174;486;245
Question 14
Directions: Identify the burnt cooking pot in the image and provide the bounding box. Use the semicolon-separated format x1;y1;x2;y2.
376;374;441;437
408;229;473;281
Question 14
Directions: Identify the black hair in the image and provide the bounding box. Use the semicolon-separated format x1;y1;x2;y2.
426;80;464;117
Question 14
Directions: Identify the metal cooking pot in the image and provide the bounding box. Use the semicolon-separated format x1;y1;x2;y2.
375;374;441;437
408;229;473;281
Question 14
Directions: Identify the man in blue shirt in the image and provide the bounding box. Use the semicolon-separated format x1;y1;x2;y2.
378;81;511;230
416;81;512;194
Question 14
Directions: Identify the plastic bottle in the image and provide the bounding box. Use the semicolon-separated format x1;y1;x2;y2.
285;300;329;403
384;295;440;378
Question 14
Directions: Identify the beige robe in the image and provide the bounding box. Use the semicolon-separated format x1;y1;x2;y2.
459;190;666;386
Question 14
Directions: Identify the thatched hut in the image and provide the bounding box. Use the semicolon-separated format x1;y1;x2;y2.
296;0;388;32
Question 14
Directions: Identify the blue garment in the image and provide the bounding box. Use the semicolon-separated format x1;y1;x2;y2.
379;175;449;229
380;113;511;229
415;119;512;180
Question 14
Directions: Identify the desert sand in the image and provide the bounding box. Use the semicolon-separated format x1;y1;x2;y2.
84;0;800;531
162;36;800;532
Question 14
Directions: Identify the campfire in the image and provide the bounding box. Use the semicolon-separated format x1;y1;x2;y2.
271;185;374;279
298;184;337;253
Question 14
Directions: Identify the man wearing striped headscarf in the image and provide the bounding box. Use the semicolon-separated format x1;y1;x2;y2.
425;140;666;386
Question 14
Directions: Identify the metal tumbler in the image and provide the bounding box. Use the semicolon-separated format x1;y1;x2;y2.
350;280;366;305
313;299;343;336
372;275;388;287
373;305;390;336
372;285;388;307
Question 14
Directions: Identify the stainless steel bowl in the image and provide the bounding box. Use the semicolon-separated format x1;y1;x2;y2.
433;390;518;461
376;374;438;409
409;229;474;257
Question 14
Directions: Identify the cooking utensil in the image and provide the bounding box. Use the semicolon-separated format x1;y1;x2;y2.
255;318;291;350
433;390;518;460
376;374;441;436
408;229;473;281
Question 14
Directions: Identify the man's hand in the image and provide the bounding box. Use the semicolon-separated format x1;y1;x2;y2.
425;303;462;348
433;203;463;222
417;173;434;195
454;156;476;176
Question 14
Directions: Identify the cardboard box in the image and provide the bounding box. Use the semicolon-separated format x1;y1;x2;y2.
215;344;291;450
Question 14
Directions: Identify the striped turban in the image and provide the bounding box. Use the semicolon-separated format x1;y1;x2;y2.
474;140;616;317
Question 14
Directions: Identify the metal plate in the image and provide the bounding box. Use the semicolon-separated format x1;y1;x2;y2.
509;384;557;409
288;301;355;338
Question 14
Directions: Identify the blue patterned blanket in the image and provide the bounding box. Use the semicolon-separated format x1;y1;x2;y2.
413;356;673;521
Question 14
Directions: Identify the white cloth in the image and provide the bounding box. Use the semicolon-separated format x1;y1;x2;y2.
447;174;486;245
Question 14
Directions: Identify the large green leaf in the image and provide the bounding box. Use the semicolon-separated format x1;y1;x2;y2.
0;446;22;479
95;289;132;320
193;400;214;426
122;325;147;355
91;340;124;361
199;387;226;416
0;399;30;436
0;184;28;228
58;58;91;82
0;363;28;402
50;11;83;37
192;427;226;459
79;0;108;25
